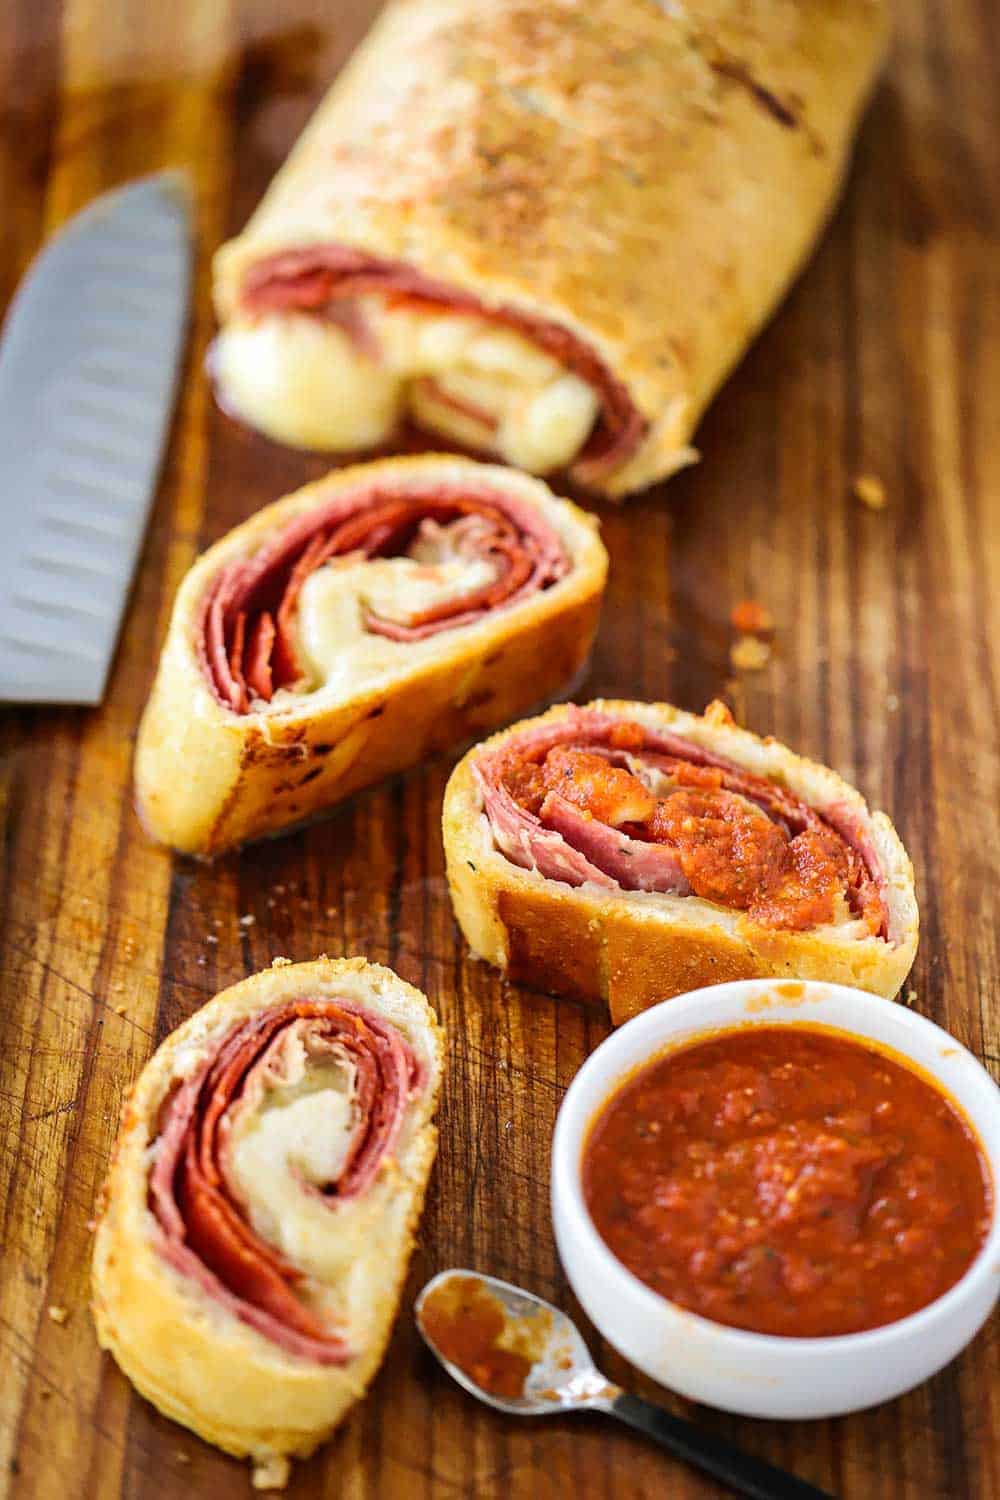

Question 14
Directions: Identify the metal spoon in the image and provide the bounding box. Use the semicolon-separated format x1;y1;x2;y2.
416;1271;835;1500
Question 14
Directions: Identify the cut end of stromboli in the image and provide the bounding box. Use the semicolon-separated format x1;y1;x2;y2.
133;455;607;856
91;956;444;1478
443;701;918;1025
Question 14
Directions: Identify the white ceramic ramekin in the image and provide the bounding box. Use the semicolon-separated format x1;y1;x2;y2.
552;979;1000;1420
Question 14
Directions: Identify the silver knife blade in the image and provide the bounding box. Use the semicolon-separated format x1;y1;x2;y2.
0;171;192;705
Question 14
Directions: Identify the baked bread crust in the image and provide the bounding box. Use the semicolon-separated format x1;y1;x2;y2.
214;0;889;496
134;454;607;855
443;701;918;1024
91;956;444;1475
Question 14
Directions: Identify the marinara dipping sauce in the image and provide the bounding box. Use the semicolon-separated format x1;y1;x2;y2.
582;1026;992;1338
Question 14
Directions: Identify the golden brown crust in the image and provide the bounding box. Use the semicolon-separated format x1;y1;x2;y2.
443;701;918;1024
134;454;607;855
91;957;444;1472
214;0;889;496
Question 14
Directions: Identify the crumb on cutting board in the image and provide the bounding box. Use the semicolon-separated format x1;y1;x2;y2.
252;1455;290;1491
853;474;887;510
730;599;774;634
730;635;772;672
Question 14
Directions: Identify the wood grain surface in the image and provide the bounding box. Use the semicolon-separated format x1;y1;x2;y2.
1;1;998;1496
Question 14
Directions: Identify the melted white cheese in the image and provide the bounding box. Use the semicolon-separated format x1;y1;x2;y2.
227;1056;361;1283
213;312;403;451
292;545;498;694
366;555;497;624
215;300;599;473
497;373;601;472
223;1042;418;1338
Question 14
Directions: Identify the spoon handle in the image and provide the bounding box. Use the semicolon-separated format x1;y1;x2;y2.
607;1393;836;1500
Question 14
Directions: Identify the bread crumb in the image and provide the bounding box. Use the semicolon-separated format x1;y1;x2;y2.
730;600;773;635
205;934;218;945
174;1452;191;1465
252;1455;290;1490
114;1004;128;1016
730;635;771;672
239;914;256;928
904;988;918;1006
47;1306;69;1325
886;693;899;712
325;907;337;918
854;474;887;510
704;698;736;727
271;956;291;968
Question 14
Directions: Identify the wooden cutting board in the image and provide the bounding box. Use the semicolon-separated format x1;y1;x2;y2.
1;1;998;1496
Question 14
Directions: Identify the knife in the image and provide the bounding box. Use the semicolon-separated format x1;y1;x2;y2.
0;172;192;705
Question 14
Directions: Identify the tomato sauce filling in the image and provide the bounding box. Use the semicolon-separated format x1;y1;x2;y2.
583;1026;991;1338
488;717;887;935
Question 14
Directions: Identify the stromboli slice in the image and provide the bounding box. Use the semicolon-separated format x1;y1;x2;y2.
212;0;888;496
444;700;918;1024
135;455;606;855
91;957;444;1486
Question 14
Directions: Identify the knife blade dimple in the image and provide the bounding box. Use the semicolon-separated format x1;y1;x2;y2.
0;171;192;705
23;549;121;583
41;510;130;545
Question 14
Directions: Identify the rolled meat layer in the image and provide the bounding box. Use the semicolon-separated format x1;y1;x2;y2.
474;708;888;938
134;455;607;854
200;478;569;714
213;0;889;496
92;957;444;1478
149;999;422;1365
444;701;918;1022
233;250;645;486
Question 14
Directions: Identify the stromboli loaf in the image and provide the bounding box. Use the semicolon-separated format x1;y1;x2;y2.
444;700;918;1024
134;454;606;855
91;956;444;1485
213;0;889;496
